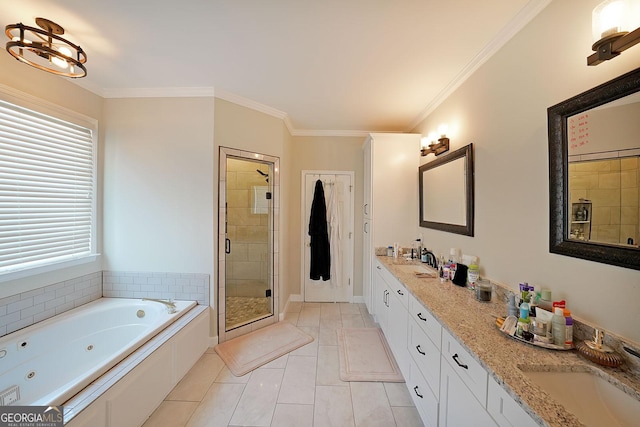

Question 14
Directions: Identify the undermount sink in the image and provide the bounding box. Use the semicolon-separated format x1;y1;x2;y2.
522;369;640;426
394;264;437;278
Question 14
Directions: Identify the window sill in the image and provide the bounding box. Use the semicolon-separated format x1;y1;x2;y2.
0;254;101;283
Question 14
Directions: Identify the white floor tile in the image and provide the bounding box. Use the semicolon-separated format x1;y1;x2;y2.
319;327;339;346
339;303;361;315
229;368;284;426
214;365;252;384
314;385;355;427
290;327;319;356
341;313;365;328
297;307;321;327
186;383;245;427
317;345;347;386
143;401;199;427
384;382;415;407
271;404;314;427
166;353;225;401
350;382;396;427
392;406;425;427
320;303;342;319
278;356;317;404
260;353;289;369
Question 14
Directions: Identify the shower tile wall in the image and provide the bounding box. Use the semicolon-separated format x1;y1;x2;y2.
0;272;102;337
569;157;639;244
226;159;270;298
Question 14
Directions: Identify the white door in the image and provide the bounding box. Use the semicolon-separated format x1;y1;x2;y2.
303;172;354;302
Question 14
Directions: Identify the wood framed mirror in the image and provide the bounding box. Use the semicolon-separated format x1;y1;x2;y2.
419;143;474;236
548;67;640;271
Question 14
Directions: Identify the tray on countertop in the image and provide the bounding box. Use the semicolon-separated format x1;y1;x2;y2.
496;316;573;351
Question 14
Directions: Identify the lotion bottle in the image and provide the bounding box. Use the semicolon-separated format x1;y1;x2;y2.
551;307;566;347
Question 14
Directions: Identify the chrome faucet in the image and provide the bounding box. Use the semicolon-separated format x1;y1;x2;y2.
142;298;177;313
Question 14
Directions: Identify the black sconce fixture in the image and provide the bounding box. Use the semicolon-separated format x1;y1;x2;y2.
5;18;87;78
588;0;640;66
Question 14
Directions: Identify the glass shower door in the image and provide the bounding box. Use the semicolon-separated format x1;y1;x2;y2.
224;157;273;330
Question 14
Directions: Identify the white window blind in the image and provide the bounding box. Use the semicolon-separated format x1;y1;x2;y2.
0;99;95;275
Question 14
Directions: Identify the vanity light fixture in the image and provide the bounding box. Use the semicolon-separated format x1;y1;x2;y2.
5;18;87;78
588;0;640;66
420;133;450;157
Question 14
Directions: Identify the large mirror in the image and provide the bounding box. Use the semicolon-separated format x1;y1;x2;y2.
548;67;640;271
419;144;474;236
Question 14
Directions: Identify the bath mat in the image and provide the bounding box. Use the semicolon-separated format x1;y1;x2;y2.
337;328;404;382
214;322;314;376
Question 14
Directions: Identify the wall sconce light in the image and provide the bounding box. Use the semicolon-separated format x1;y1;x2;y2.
420;132;450;157
5;18;87;78
588;0;640;65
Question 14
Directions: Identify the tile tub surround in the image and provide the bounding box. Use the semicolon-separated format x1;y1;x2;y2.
376;256;640;427
1;270;210;338
0;271;102;337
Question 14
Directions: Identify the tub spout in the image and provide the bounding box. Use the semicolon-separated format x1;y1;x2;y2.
142;298;177;313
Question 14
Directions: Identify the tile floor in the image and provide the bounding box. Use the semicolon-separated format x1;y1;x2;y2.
141;302;424;427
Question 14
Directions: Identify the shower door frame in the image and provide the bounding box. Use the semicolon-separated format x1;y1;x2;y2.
217;147;280;343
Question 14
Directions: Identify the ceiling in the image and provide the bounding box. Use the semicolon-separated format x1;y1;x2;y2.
0;0;548;135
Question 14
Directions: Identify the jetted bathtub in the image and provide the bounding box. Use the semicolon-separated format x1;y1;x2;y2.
0;298;197;407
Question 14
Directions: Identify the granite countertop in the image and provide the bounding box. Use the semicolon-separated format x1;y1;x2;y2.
376;255;640;427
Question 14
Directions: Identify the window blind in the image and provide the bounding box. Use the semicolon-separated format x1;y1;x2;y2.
0;99;95;275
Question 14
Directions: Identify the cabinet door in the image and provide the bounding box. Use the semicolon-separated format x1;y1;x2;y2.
439;355;497;427
363;138;372;219
408;359;439;427
373;266;388;330
363;219;373;314
387;288;409;378
487;376;539;427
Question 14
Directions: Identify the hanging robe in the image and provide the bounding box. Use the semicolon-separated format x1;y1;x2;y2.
309;180;330;281
327;180;343;287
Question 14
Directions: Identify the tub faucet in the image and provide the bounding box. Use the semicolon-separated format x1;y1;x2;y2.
142;298;177;314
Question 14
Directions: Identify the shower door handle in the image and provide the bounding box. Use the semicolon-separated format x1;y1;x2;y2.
225;238;231;254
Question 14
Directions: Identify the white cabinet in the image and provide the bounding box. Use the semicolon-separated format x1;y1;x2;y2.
408;359;439;427
441;328;489;406
362;133;420;314
487;376;539;427
373;260;409;377
439;354;497;427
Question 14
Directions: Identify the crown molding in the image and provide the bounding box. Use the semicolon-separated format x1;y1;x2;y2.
290;129;372;138
406;0;552;131
102;86;216;98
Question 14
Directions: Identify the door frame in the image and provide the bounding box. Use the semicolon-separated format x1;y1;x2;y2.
301;170;355;302
218;147;280;343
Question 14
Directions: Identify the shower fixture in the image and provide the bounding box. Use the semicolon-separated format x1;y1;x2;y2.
256;169;269;182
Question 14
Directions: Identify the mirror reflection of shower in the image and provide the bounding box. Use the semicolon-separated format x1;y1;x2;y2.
256;169;269;183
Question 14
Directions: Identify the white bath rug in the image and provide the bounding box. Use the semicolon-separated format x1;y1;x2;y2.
337;328;404;382
214;322;314;376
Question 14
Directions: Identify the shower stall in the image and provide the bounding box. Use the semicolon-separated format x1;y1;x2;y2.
218;148;279;342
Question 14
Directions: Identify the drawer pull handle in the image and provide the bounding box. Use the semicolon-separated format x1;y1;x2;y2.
417;313;427;322
452;353;468;369
397;289;404;296
413;386;423;399
416;345;426;355
376;266;382;270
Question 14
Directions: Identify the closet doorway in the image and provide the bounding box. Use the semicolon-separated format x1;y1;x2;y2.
302;171;354;302
218;147;279;342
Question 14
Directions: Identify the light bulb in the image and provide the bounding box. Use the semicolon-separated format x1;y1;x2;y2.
51;46;72;69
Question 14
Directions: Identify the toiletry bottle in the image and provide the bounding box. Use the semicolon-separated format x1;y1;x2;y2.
564;309;573;348
387;246;393;257
421;248;428;263
551;307;566;347
507;294;518;318
516;302;530;339
467;261;479;289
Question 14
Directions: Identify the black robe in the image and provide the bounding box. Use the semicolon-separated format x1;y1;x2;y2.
309;180;330;280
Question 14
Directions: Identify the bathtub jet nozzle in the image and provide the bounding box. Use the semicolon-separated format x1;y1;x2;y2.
142;298;177;314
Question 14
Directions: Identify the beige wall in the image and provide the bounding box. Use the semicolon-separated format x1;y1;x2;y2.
0;45;104;299
290;136;366;297
412;0;640;343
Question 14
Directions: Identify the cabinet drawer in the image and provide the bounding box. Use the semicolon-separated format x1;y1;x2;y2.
408;359;439;427
408;320;440;398
441;328;488;406
408;293;442;349
487;376;538;427
376;261;409;309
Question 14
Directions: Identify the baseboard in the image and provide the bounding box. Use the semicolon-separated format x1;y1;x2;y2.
353;295;364;304
279;294;302;321
209;335;219;346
